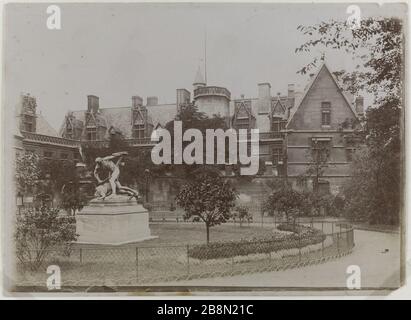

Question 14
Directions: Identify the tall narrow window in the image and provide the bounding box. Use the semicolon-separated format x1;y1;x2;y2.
65;125;73;139
345;136;356;162
312;139;330;162
321;102;331;126
43;151;53;159
87;127;97;141
23;115;35;132
133;124;145;139
235;117;249;130
272;147;283;165
271;117;281;132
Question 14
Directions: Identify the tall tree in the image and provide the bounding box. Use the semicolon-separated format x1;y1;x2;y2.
165;104;228;179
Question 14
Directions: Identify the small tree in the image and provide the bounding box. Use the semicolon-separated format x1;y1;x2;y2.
176;171;237;243
15;151;40;194
264;186;304;223
301;191;334;217
234;205;252;227
15;205;78;270
304;140;331;194
60;182;88;216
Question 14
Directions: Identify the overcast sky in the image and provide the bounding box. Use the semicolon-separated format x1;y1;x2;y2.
4;2;406;130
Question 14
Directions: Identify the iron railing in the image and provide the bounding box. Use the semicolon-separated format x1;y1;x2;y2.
14;221;354;288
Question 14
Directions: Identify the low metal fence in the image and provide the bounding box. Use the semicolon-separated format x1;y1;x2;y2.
14;221;354;288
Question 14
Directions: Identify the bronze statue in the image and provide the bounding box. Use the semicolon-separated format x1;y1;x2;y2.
93;151;139;200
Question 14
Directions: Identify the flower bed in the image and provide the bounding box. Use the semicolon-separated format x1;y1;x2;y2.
187;224;325;260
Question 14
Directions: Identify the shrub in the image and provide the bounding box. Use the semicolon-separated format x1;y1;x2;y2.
234;205;252;227
143;203;153;211
15;206;78;271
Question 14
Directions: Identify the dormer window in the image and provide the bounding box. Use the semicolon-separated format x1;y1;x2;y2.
133;123;145;139
271;117;285;132
23;114;35;132
233;100;253;131
86;127;97;141
65;121;73;139
235;116;249;130
132;110;146;139
321;102;331;126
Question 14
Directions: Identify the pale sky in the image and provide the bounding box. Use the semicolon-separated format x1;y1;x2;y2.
4;2;406;130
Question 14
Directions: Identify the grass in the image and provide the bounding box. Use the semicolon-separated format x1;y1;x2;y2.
73;223;279;249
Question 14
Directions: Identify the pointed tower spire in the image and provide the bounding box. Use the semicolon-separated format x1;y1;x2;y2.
193;66;206;89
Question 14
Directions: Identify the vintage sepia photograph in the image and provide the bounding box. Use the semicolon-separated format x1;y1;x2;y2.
1;1;406;296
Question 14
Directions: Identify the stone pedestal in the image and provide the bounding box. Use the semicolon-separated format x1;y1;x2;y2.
76;195;156;245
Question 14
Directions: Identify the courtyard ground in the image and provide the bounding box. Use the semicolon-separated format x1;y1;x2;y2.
151;229;402;291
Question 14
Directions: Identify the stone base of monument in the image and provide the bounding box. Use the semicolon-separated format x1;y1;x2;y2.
76;195;157;245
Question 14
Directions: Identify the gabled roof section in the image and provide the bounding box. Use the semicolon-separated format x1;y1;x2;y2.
236;100;254;118
286;62;359;128
36;114;59;137
271;99;286;115
60;103;177;139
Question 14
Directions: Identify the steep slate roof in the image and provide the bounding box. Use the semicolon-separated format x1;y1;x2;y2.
61;104;178;138
286;62;359;128
36;114;59;137
146;104;178;127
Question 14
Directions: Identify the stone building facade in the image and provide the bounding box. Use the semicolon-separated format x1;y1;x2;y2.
15;94;81;162
286;64;363;194
58;62;362;193
15;62;363;205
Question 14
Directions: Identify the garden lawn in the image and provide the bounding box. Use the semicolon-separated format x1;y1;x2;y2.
75;223;280;248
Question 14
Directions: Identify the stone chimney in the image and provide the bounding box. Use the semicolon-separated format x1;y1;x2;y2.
287;84;295;100
132;95;143;108
355;96;364;116
147;96;158;106
287;83;295;117
258;83;271;114
87;95;99;113
176;89;191;111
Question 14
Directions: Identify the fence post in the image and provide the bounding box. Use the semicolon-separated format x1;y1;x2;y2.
135;247;139;282
79;248;83;264
321;221;324;257
346;228;349;249
337;232;340;255
186;244;190;276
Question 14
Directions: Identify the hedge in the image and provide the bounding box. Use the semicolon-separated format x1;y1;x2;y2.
188;224;326;260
